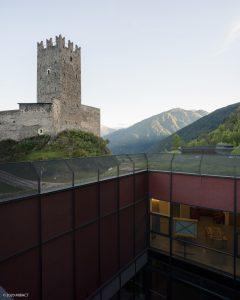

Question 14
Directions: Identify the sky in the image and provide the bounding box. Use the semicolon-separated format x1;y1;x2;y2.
1;1;240;128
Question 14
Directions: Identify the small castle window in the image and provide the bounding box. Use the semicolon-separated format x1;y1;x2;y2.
70;56;73;62
38;128;44;135
47;68;51;75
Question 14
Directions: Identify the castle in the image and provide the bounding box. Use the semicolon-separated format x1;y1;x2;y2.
0;35;100;141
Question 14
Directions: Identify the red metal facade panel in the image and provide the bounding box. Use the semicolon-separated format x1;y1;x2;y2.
0;197;39;260
41;191;73;241
135;200;147;254
236;180;240;212
135;173;148;201
119;176;134;208
120;207;134;268
149;172;170;201
75;222;99;300
0;249;40;300
100;180;117;215
0;173;149;299
172;174;234;212
100;214;118;282
75;184;98;226
42;234;74;300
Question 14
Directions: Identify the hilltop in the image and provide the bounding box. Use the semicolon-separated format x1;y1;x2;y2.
149;102;240;152
0;130;110;162
106;108;207;154
187;106;240;151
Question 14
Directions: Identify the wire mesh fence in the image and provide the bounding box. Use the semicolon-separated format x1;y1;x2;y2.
2;152;240;201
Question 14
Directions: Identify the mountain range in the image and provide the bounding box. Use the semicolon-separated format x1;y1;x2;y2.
149;102;240;152
105;108;208;154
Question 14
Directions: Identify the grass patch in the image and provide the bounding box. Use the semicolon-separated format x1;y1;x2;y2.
0;130;110;162
25;150;65;161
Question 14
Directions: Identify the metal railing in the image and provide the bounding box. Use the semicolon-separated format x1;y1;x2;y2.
0;154;147;201
1;152;240;201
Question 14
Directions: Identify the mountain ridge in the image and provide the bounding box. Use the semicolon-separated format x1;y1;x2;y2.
101;125;119;136
106;108;207;154
149;102;240;152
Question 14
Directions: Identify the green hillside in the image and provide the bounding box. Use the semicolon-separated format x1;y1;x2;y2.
0;130;110;162
187;107;240;149
149;102;240;152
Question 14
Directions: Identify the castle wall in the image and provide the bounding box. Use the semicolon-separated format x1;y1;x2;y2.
58;104;100;137
0;104;55;141
18;103;55;139
0;110;20;140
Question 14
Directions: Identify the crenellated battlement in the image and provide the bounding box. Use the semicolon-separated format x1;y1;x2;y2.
37;35;80;54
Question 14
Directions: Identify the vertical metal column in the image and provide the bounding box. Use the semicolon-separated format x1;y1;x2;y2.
31;162;43;300
97;168;102;300
169;153;175;259
168;153;175;300
117;165;121;299
144;153;150;249
233;164;237;284
65;161;76;300
127;155;136;260
131;158;136;300
117;165;120;269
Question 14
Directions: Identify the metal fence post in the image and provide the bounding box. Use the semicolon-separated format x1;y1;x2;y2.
64;160;75;187
199;152;204;176
144;153;149;172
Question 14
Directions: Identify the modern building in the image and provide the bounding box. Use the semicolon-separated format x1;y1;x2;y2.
0;35;100;141
0;153;240;299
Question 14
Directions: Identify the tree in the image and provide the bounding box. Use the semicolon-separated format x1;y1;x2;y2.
172;134;182;151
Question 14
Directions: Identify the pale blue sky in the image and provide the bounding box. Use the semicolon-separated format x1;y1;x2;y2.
1;1;240;127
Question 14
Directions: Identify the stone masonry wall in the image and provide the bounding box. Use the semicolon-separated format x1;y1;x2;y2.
59;104;100;137
0;104;54;141
0;110;20;140
37;35;81;106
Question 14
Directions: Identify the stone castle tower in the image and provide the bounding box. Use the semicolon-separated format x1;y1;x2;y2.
0;35;100;141
37;36;81;106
